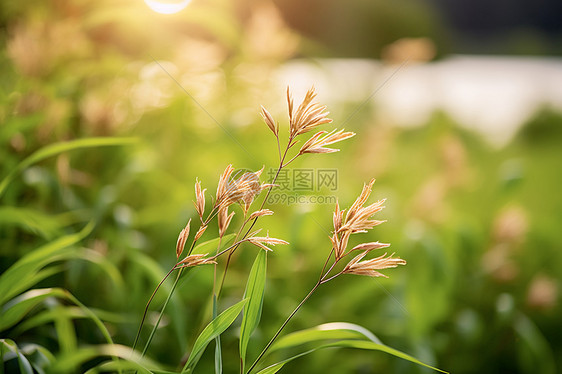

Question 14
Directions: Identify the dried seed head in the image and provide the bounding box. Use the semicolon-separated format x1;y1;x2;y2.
299;129;355;155
248;234;289;252
339;179;386;233
194;179;206;220
350;241;390;253
194;224;208;241
217;167;266;211
343;252;406;278
260;105;279;136
216;164;235;208
333;200;345;233
249;209;274;220
347;179;376;222
176;219;191;259
176;253;217;268
218;207;235;238
334;230;351;259
289;86;332;137
287;86;294;125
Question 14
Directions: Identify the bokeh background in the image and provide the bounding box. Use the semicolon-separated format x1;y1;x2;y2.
1;0;561;373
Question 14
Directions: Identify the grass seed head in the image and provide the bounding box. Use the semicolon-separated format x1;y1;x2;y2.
194;179;206;221
343;251;406;278
261;105;279;136
299;129;355;155
289;86;333;137
218;207;235;238
249;209;274;220
176;219;191;259
248;233;289;252
194;224;208;241
177;253;217;268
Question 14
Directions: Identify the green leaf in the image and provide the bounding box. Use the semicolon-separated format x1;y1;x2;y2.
15;306;126;335
20;343;55;374
182;299;248;372
0;137;137;199
0;288;68;331
53;304;77;355
192;233;236;255
270;322;382;352
0;221;94;306
213;294;222;374
0;339;34;374
0;206;63;240
256;349;313;374
240;250;267;371
50;344;160;373
83;360;156;374
259;338;448;374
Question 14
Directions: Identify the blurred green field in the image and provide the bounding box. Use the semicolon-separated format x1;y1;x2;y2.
1;1;561;373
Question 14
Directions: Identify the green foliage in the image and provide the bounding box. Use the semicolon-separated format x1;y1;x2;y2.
182;299;248;372
1;1;561;373
240;250;268;371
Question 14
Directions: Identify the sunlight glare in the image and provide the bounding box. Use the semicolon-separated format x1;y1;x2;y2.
143;0;192;14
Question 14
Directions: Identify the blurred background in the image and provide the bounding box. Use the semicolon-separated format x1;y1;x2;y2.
1;0;561;373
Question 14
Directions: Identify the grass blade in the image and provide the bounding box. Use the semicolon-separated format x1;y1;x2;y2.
270;322;382;352
50;344;160;373
0;207;63;240
0;221;94;306
213;295;222;374
0;339;34;374
239;250;267;371
0;288;68;331
0;136;137;199
192;233;236;255
182;298;248;373
257;338;448;374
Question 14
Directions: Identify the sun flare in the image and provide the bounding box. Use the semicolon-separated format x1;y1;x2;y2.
143;0;191;14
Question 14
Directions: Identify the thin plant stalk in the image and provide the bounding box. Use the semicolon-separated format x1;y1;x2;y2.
132;267;176;352
213;237;223;373
246;250;345;373
246;282;320;374
216;134;293;294
133;208;218;355
141;269;183;357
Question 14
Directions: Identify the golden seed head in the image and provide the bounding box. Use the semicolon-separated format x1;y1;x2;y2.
218;207;235;238
287;86;294;125
329;180;393;262
289;86;333;137
216;164;235;208
194;224;208;241
333;200;345;233
343;252;406;278
249;209;274;220
299;129;355;155
248;233;289;252
350;241;391;253
176;253;217;268
194;179;206;220
339;179;386;233
176;219;191;259
216;166;266;211
260;105;279;136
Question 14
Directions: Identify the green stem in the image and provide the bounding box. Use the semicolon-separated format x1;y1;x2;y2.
216;138;292;299
246;281;321;374
132;267;175;352
246;244;342;373
66;292;122;374
141;269;183;357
